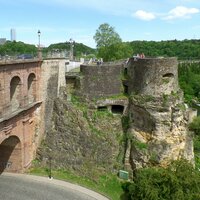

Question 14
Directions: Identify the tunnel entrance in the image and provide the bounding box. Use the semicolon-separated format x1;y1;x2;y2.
0;136;22;173
111;105;124;114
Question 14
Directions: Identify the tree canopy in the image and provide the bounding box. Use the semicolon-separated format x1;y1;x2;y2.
93;23;132;61
178;62;200;103
93;23;122;48
0;41;37;56
129;39;200;60
121;160;200;200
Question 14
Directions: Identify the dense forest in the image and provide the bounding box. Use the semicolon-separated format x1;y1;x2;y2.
129;39;200;60
178;62;200;103
1;39;200;60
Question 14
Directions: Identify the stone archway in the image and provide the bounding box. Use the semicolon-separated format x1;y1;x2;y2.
0;136;22;173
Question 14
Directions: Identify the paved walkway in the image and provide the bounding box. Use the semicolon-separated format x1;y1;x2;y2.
1;173;109;200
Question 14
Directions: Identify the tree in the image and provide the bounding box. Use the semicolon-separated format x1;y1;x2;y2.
94;23;132;61
189;116;200;135
93;23;122;48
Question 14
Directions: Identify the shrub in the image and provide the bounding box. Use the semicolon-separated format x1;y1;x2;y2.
121;159;200;200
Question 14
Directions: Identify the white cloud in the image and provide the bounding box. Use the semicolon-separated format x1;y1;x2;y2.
163;6;199;20
133;10;156;21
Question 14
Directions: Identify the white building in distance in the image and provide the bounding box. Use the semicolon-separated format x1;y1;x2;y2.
10;29;16;41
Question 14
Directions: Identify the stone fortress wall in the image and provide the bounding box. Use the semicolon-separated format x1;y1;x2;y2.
0;56;194;173
79;63;124;99
127;57;179;96
72;57;194;170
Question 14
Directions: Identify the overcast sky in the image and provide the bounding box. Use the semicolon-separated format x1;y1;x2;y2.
0;0;199;48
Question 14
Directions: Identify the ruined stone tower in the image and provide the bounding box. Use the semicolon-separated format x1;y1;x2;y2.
125;57;194;169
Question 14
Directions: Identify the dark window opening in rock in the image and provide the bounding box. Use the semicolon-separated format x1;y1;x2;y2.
124;68;128;76
123;84;128;94
97;106;107;111
111;105;124;114
163;73;174;78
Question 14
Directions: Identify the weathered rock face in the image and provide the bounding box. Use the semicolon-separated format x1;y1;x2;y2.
126;93;194;169
38;95;125;177
125;58;194;170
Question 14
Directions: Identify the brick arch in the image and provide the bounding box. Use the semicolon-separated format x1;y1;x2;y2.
27;73;36;103
0;136;22;173
10;76;22;111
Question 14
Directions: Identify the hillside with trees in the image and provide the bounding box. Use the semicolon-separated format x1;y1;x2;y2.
1;37;200;61
128;39;200;60
0;41;37;57
93;23;200;61
0;40;96;59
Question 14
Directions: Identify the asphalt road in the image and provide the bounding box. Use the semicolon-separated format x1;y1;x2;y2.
0;173;109;200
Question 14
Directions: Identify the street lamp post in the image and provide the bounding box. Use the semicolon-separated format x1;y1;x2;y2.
48;156;52;179
37;30;41;60
69;38;75;61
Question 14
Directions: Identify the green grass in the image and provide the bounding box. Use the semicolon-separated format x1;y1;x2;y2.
28;167;123;200
69;67;80;72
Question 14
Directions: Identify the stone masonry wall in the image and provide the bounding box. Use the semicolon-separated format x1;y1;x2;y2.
40;59;66;133
127;57;179;96
79;64;124;99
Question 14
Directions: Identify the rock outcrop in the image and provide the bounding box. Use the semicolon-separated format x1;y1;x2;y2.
38;95;125;178
125;58;194;170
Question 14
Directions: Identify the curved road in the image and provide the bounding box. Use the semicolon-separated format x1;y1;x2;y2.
0;173;109;200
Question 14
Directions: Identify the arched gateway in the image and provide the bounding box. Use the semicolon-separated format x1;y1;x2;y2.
0;136;22;173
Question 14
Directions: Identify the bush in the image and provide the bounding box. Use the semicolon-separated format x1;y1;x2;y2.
121;160;200;200
189;116;200;135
